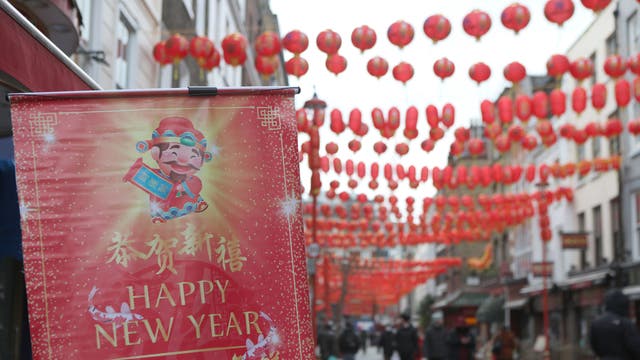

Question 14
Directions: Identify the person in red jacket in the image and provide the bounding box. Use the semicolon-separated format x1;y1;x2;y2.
124;117;212;223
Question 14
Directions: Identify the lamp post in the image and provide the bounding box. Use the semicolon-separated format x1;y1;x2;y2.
536;181;551;360
304;92;326;341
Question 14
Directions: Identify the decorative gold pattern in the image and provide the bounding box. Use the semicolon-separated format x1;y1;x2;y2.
29;112;58;136
257;106;281;131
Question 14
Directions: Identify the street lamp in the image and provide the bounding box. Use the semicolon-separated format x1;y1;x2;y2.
303;91;326;341
535;181;551;360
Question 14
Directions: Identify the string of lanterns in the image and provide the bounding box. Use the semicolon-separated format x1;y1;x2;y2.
151;1;623;81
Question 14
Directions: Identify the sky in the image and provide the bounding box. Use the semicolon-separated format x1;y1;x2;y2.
269;0;595;201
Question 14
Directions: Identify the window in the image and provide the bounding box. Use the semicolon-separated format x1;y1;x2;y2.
611;198;621;261
635;193;640;256
588;52;596;87
593;206;603;266
76;0;92;43
115;14;135;89
578;212;586;269
592;138;601;158
606;32;617;56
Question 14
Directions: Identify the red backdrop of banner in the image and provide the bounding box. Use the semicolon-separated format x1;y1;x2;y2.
9;88;313;359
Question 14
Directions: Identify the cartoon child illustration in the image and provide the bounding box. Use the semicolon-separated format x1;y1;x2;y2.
123;117;212;223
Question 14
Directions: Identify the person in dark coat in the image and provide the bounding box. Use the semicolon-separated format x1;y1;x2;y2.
423;311;449;360
378;324;396;360
492;326;518;360
448;317;475;360
317;322;338;360
590;288;640;360
338;322;361;360
395;313;419;360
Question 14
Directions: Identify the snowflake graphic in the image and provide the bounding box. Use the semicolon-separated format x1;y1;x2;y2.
279;192;300;218
43;132;56;144
19;202;36;220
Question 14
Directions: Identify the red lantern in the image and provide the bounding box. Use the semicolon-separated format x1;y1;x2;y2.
498;96;514;124
541;227;552;242
604;54;627;78
494;134;511;153
580;0;612;12
559;123;576;138
501;3;531;34
351;25;377;53
255;55;279;77
329;110;344;135
591;83;607;111
615;79;631;107
573;129;589;144
550;89;566;117
221;33;248;66
629;53;640;75
536;119;554;137
200;49;221;72
255;31;281;57
367;57;389;79
326;54;347;75
153;41;171;65
434;57;455;81
316;29;342;55
442;103;455;128
572;87;587;114
484;122;502;140
635;76;640;102
468;138;485;156
282;30;308;55
423;14;451;43
325;142;339;155
463;10;492;41
393;62;414;84
547;54;570;78
521;134;538;150
570;57;594;82
396;143;409;156
629;119;640;135
515;95;532;122
508;124;525;142
348;139;362;153
469;62;491;85
454;127;470;142
604;118;623;138
585;122;602;137
285;57;308;78
165;34;189;64
504;62;526;84
421;139;435;152
542;132;558;147
481;100;496;124
430;127;445;141
189;36;214;65
544;0;575;26
387;20;414;49
373;141;387;155
532;91;549;119
349;109;362;134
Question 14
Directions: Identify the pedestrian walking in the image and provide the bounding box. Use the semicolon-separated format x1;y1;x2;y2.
378;323;396;360
491;325;518;360
338;321;361;360
423;311;449;360
590;288;640;359
395;313;419;360
317;321;338;360
448;317;475;360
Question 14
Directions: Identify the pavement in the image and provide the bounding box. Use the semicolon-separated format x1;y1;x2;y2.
355;346;384;360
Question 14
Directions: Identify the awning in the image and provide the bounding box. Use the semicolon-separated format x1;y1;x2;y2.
504;298;528;309
476;296;505;323
0;1;99;92
623;285;640;300
557;268;611;290
433;290;488;309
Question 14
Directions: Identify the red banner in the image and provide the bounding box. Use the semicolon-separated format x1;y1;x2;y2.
531;262;553;277
9;88;313;359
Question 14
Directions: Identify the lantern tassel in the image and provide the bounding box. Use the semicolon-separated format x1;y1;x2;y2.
173;61;180;82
